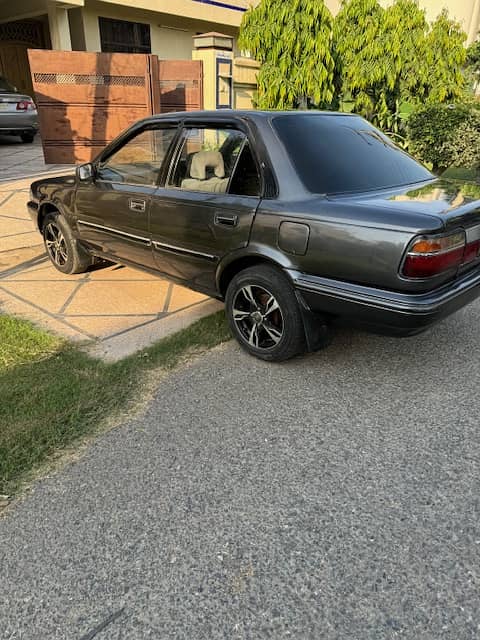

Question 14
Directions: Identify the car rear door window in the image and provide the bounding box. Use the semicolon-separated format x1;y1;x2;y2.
97;127;177;186
167;127;261;196
228;141;261;197
273;114;432;195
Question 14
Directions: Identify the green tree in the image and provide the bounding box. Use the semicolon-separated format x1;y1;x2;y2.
465;38;480;91
424;9;467;103
383;0;429;104
333;0;468;131
238;0;335;109
333;0;392;122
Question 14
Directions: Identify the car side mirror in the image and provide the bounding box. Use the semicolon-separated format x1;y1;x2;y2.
77;163;95;182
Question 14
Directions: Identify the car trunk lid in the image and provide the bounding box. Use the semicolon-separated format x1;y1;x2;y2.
349;177;480;231
0;92;34;113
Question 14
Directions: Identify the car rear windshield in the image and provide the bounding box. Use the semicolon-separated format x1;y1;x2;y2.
273;114;432;195
0;77;16;93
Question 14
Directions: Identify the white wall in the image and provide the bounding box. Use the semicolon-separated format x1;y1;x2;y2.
80;1;197;58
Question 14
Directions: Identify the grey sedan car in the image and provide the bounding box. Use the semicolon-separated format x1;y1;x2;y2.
28;110;480;361
0;76;38;143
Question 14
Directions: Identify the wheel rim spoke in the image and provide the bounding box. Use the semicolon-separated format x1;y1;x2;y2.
262;321;282;344
264;295;279;317
233;309;251;321
248;323;259;347
242;285;257;307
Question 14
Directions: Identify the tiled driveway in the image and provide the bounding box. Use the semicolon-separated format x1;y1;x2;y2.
0;177;221;360
0;134;70;182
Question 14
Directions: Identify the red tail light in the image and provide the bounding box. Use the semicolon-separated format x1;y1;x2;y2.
463;239;480;264
402;232;466;278
16;100;35;111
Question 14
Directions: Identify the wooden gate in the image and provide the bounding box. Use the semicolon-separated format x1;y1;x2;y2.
28;50;155;164
152;59;203;113
28;50;203;164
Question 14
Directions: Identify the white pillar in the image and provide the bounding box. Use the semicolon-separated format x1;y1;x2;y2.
47;2;72;51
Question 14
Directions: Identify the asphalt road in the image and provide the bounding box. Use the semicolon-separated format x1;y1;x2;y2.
1;304;480;639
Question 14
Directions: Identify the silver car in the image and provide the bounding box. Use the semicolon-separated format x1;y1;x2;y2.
0;76;38;143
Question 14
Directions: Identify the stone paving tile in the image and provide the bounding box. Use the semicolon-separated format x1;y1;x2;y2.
0;135;71;182
1;232;40;251
65;281;172;316
1;281;82;314
70;314;160;340
168;285;210;312
0;175;222;359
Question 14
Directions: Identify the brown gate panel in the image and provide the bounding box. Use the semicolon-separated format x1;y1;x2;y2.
155;60;203;113
28;50;154;164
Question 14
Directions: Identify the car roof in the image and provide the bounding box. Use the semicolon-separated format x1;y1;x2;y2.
146;109;358;123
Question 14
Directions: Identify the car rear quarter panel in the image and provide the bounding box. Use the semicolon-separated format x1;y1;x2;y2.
251;198;447;292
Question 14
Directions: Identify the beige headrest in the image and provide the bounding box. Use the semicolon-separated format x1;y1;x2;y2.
190;150;225;180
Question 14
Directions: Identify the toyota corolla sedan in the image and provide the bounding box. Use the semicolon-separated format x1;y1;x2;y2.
28;110;480;361
0;76;38;143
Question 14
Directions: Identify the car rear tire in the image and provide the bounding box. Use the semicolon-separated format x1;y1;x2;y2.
20;133;35;143
42;212;92;274
225;264;306;361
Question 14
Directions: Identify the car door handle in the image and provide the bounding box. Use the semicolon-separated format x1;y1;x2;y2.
129;198;146;213
215;213;238;227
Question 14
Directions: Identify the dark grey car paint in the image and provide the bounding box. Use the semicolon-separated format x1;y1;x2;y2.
149;188;259;291
28;110;480;338
75;180;157;269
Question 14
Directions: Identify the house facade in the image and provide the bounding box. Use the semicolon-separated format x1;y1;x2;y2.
0;0;250;95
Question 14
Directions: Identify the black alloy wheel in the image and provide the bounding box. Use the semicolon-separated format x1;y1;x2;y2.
42;211;92;274
225;264;306;361
232;284;284;349
44;220;69;268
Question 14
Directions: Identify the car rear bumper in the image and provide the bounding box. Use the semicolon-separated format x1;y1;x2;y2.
292;268;480;336
0;111;38;135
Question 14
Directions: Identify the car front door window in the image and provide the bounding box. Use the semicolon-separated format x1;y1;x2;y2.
97;127;177;186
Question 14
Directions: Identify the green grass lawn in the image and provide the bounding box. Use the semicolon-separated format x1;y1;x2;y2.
0;312;231;496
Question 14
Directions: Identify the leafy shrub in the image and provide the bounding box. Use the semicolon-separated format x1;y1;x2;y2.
407;103;472;170
441;111;480;173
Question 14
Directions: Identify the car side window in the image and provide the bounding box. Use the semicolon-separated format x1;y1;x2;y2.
228;142;261;197
96;127;177;186
167;127;260;196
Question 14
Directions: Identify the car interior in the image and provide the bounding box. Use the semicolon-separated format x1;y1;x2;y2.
180;150;230;193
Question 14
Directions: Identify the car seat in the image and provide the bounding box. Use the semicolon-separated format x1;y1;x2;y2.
181;150;229;193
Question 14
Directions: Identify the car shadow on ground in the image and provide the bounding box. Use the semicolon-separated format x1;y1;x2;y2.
291;301;480;383
0;133;39;145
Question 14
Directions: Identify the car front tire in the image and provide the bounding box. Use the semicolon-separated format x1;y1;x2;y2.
225;264;306;361
42;211;92;274
20;133;35;143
